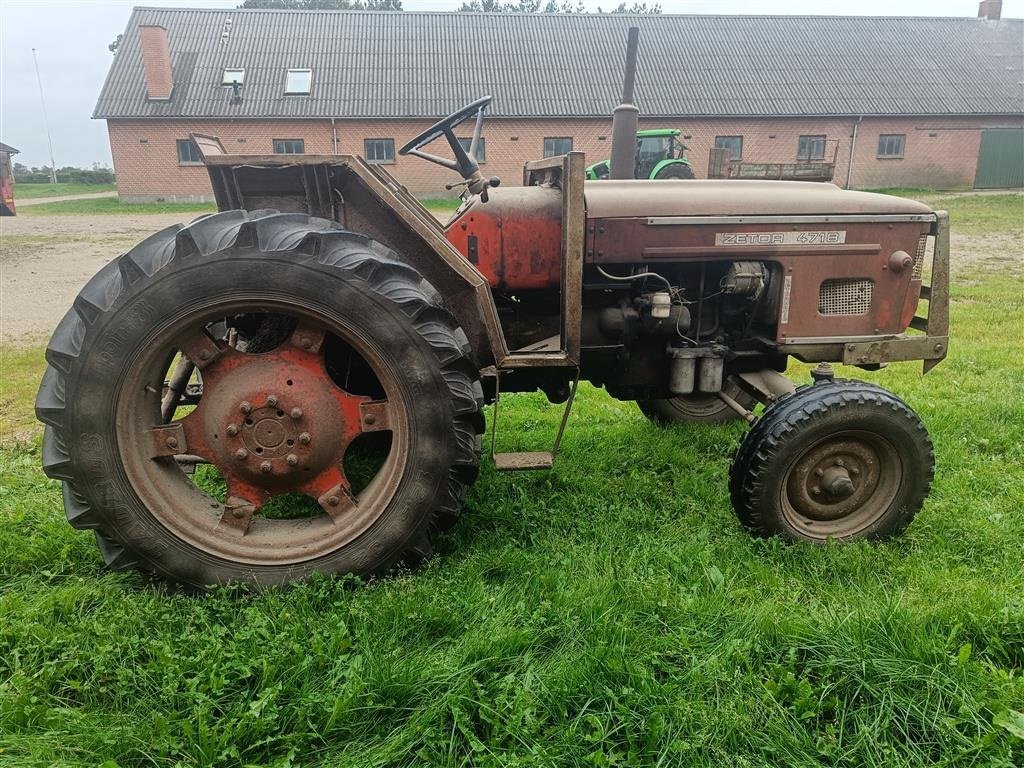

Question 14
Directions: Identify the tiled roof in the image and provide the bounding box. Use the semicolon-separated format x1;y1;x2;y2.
94;7;1024;119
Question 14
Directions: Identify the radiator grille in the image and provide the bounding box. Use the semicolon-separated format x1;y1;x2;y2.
818;278;873;315
913;234;928;279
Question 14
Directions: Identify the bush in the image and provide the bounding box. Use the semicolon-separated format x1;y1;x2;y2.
13;165;115;185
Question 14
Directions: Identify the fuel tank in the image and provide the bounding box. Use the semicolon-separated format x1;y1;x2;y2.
444;186;563;291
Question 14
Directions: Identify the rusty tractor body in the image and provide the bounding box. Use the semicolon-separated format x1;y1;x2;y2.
37;31;948;589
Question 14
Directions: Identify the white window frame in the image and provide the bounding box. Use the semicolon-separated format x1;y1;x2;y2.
284;68;312;95
222;68;245;86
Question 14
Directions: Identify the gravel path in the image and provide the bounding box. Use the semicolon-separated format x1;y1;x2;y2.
1;212;192;343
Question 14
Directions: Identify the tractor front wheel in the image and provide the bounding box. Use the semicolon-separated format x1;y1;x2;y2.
35;210;483;589
729;380;933;542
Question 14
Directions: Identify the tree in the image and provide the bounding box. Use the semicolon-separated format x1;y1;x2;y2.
458;1;659;11
238;0;403;9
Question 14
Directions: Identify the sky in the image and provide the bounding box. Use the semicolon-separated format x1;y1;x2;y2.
1;0;1021;168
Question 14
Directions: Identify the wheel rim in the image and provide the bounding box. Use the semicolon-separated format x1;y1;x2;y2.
667;380;746;418
780;430;902;539
115;299;409;566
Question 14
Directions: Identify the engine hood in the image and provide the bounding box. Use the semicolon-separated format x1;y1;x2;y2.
584;180;934;219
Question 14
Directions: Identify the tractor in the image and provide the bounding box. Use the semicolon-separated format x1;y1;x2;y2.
586;128;696;181
36;30;948;589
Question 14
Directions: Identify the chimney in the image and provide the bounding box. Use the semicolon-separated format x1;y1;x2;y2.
978;0;1002;19
139;25;173;100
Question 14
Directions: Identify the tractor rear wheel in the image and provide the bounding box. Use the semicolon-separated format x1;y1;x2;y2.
729;380;933;542
35;210;483;589
637;381;754;425
653;163;695;180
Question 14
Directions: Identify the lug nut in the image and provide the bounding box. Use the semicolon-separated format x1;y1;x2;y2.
267;395;278;407
290;407;303;420
240;401;252;414
298;432;311;445
327;495;340;507
835;459;845;468
299;336;312;349
260;461;272;473
286;453;298;466
226;424;239;437
814;467;824;478
811;486;821;495
232;507;246;519
364;414;376;426
165;437;178;449
234;449;248;460
850;467;861;476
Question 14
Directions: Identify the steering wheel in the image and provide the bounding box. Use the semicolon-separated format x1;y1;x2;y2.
399;96;500;199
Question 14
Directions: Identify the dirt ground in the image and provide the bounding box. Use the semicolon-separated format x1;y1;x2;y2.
0;200;1020;346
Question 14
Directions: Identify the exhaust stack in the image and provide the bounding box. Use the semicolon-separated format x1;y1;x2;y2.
609;27;640;180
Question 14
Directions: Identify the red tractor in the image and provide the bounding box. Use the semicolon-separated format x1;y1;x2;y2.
36;32;948;589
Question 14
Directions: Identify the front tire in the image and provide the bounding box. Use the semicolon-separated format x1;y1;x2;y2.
35;210;484;589
729;380;933;542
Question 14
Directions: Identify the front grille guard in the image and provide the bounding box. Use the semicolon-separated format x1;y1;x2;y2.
779;211;950;374
841;211;950;373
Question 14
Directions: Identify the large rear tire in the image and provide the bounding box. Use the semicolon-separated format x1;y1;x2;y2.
36;210;483;589
729;380;933;542
653;163;696;180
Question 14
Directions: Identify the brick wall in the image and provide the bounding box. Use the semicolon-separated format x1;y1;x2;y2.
107;113;1023;201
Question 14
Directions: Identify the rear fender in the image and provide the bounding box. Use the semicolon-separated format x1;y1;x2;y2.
193;141;506;366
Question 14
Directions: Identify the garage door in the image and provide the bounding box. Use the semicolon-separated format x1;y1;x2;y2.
975;128;1024;189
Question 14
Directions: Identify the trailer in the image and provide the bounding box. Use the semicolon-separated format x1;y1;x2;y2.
0;142;18;216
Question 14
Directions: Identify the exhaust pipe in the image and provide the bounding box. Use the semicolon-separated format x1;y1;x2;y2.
609;27;640;180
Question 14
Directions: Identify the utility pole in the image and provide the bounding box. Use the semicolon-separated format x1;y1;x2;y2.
31;47;58;184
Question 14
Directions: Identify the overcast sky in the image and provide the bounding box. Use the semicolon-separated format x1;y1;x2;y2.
1;0;1020;168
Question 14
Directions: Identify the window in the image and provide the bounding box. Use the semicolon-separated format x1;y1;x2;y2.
176;139;202;165
797;135;826;161
284;68;312;95
877;134;906;159
364;138;395;164
273;139;305;155
714;135;743;160
543;137;572;157
222;68;245;86
457;137;486;163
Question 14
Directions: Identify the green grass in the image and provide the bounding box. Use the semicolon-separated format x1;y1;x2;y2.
13;182;117;199
1;204;1023;766
21;197;217;216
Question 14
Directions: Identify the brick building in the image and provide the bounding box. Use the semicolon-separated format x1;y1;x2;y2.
96;5;1024;201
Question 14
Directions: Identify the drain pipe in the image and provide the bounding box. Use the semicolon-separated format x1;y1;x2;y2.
609;27;640;180
331;118;338;155
846;116;862;188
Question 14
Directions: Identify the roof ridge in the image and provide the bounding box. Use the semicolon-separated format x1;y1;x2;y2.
129;7;1022;21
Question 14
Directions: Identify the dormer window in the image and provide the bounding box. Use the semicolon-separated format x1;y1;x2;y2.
285;68;312;95
222;68;245;86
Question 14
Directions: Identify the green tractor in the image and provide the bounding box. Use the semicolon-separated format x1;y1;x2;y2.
586;128;695;180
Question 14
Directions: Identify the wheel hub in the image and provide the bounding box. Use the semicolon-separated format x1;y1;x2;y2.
196;354;347;489
786;438;885;523
149;323;393;533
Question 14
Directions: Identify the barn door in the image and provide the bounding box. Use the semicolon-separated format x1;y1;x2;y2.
975;128;1024;189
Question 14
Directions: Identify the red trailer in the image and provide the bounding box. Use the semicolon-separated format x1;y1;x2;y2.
0;142;18;216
